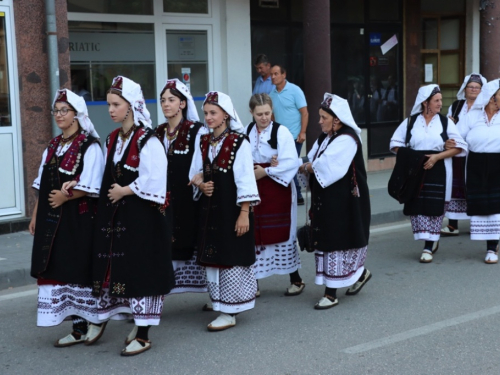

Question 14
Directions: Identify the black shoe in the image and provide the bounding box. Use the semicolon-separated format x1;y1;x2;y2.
297;197;305;206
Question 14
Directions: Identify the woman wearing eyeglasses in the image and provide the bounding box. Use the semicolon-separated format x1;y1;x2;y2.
441;73;487;236
29;89;105;348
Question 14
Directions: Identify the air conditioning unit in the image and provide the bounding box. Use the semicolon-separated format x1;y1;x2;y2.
259;0;279;8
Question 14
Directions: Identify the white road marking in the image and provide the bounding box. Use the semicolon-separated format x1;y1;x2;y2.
0;289;37;302
342;304;500;354
0;258;6;261
370;222;411;234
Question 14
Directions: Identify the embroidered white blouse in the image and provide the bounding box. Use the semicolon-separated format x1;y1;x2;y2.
245;122;301;187
463;108;500;153
33;142;104;198
112;131;167;205
189;133;261;206
390;114;468;201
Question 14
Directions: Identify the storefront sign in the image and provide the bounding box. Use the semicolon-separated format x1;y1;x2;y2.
369;33;381;46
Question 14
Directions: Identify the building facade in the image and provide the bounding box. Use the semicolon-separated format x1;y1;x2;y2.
0;0;496;230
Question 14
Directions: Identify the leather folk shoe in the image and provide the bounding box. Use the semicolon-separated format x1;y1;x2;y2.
314;296;339;310
207;313;236;332
121;338;151;357
84;322;108;346
54;332;86;348
485;250;499;264
346;269;372;296
284;282;305;296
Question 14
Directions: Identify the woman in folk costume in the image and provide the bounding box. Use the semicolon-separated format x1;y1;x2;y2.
189;91;260;331
298;93;371;310
441;73;487;236
461;79;500;264
90;76;175;356
29;89;104;347
156;79;208;295
390;84;467;263
245;93;304;296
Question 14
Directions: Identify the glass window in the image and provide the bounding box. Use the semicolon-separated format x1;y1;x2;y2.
440;18;460;50
68;22;156;136
421;0;465;13
331;0;364;24
164;0;209;14
0;12;11;127
166;30;208;100
440;53;460;84
422;18;438;49
369;0;400;21
67;0;153;15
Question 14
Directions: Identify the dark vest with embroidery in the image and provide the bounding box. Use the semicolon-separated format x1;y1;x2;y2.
310;126;371;251
197;131;256;267
156;120;203;260
31;131;99;285
92;125;175;298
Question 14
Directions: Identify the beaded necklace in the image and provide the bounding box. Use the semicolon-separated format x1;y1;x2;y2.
60;128;80;146
166;119;183;142
118;125;136;154
210;127;230;159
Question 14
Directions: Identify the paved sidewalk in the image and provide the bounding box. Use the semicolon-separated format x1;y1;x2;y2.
0;169;405;291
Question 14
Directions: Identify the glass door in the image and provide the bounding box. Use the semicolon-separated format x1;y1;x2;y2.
164;25;212;121
365;27;402;158
0;8;23;218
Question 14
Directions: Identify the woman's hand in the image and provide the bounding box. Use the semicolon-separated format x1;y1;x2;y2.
270;155;279;167
108;183;127;203
29;216;36;235
188;173;204;187
235;211;250;237
48;190;68;208
444;139;457;150
61;180;77;196
254;165;267;181
299;163;312;174
424;154;440;170
199;181;215;197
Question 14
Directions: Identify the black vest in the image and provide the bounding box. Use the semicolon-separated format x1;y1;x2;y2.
157;120;203;260
31;132;99;285
197;131;256;267
92;126;175;298
310;126;371;251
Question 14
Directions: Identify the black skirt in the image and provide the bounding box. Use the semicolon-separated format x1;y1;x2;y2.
466;151;500;216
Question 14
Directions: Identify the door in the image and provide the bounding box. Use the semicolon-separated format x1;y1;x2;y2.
0;8;23;219
164;25;213;121
366;27;402;158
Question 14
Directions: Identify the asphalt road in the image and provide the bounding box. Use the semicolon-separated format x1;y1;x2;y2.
1;220;500;375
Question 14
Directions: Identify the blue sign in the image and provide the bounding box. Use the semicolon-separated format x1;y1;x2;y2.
369;33;382;46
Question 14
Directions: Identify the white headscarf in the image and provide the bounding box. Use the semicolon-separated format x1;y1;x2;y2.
321;93;362;141
161;78;200;122
456;73;487;100
202;91;244;132
52;89;99;138
473;79;500;109
110;76;152;128
411;84;441;116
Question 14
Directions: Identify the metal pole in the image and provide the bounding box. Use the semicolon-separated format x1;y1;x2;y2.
45;0;60;137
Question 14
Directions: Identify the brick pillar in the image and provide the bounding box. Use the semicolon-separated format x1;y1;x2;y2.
480;1;500;79
14;0;71;217
303;0;331;152
404;0;421;116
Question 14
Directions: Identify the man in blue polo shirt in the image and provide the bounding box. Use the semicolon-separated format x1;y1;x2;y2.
269;64;309;204
252;54;275;95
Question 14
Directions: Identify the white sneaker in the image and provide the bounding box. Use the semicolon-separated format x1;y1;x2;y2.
485;250;498;264
207;313;236;331
441;226;459;236
420;250;433;263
